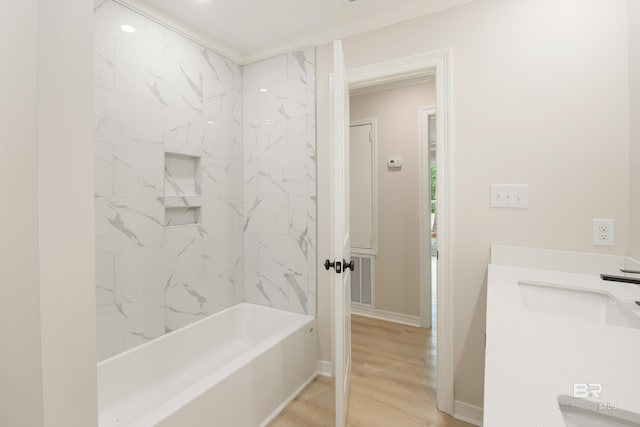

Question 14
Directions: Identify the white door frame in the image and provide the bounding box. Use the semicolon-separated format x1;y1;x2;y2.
346;48;455;415
419;105;436;329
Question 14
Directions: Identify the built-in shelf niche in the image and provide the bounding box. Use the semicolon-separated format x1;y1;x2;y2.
164;152;201;197
163;152;202;227
165;206;201;227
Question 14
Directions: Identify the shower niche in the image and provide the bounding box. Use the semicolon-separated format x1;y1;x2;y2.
163;152;202;227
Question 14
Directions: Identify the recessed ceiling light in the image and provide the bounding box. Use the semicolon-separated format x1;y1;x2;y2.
207;119;214;124
259;88;268;93
120;25;136;33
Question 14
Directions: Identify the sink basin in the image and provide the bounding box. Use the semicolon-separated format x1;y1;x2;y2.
518;281;640;329
558;395;640;426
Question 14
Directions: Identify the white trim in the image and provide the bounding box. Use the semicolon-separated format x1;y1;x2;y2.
418;106;436;329
113;0;476;65
330;40;351;427
350;247;377;256
349;118;378;255
454;400;484;426
347;50;450;90
258;372;317;427
243;1;476;63
316;360;334;377
346;47;455;416
351;305;421;327
113;0;244;64
351;75;435;97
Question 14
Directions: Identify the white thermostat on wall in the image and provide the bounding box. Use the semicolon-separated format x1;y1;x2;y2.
387;157;402;169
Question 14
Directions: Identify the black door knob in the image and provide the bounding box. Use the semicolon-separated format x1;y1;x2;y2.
343;259;354;272
324;259;335;271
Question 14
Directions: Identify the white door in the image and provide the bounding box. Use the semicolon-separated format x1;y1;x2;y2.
329;39;352;427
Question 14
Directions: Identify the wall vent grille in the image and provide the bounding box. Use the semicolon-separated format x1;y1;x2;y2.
351;253;375;306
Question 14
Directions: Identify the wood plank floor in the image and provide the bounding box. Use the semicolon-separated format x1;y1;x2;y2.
269;315;473;427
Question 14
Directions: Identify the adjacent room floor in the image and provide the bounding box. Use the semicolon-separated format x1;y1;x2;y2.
269;312;473;427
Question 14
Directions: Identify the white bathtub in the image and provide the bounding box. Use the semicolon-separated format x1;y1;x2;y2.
98;303;317;427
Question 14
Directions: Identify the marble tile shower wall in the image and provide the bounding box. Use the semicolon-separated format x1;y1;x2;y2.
94;1;244;360
242;50;317;316
93;2;317;360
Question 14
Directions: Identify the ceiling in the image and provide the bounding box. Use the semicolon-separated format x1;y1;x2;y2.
117;0;474;63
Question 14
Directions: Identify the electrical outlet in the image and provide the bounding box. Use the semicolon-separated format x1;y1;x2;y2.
593;219;615;246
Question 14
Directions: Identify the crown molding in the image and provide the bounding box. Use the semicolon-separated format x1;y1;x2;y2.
113;0;475;65
113;0;245;64
241;0;475;63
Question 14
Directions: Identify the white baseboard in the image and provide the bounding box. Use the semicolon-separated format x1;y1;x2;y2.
259;372;316;427
454;400;483;426
316;360;333;377
351;305;421;327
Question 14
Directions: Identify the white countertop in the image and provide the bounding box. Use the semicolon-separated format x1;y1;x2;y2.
484;246;640;426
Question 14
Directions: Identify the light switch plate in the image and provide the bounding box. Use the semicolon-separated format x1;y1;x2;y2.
490;184;529;209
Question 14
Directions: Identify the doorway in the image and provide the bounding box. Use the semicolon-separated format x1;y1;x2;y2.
342;48;455;415
270;45;455;427
346;78;448;423
348;81;435;328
